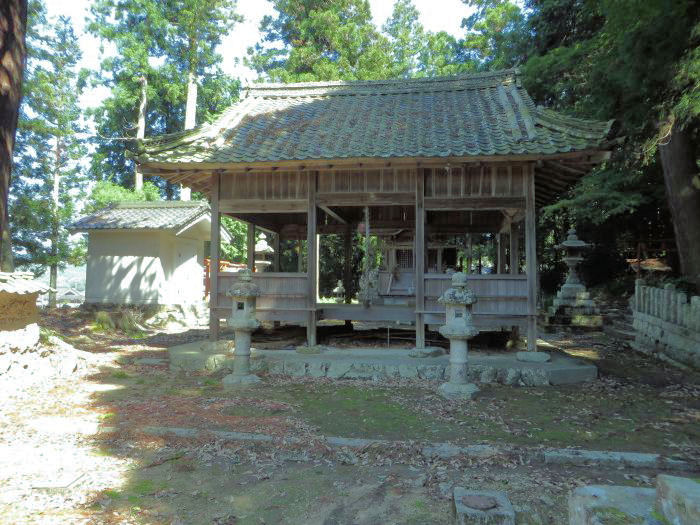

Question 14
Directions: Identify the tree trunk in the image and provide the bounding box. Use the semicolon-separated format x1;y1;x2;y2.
48;139;61;308
134;75;147;191
180;69;197;201
659;124;700;286
0;0;28;272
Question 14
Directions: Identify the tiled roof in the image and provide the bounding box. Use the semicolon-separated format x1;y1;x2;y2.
0;272;50;295
136;69;615;166
71;201;210;231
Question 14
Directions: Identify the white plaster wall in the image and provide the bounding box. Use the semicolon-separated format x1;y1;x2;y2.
85;231;166;304
85;229;206;306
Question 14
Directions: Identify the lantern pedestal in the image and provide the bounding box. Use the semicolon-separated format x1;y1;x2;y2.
437;273;480;401
222;269;262;388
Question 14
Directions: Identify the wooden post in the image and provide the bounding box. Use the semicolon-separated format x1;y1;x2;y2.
343;225;353;328
497;233;506;274
466;234;472;274
415;168;426;349
307;171;318;346
525;165;538;352
509;222;519;274
209;172;221;341
437;247;443;273
273;234;280;272
247;223;255;271
297;240;303;272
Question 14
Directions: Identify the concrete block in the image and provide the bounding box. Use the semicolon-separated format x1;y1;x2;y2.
569;485;658;525
656;475;700;525
452;487;515;524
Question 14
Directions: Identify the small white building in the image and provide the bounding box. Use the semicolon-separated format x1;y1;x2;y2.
72;201;230;305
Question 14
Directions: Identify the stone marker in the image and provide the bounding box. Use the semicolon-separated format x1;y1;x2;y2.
437;272;480;400
656;475;700;525
222;269;261;386
453;487;515;524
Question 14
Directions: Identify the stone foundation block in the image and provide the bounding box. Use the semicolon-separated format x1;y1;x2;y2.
452;487;515;524
656;475;700;525
569;485;658;525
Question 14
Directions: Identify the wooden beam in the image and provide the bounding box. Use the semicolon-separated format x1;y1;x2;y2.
219;199;307;213
425;196;526;210
209;172;221;341
317;192;414;206
525;164;538;351
415;168;426;349
307;171;318;346
320;205;347;224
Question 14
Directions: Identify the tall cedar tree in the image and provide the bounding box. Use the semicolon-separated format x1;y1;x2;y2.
11;10;87;306
246;0;392;82
0;0;28;272
522;0;700;284
87;0;241;195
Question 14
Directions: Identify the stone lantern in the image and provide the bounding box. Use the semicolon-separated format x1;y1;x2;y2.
437;272;480;400
545;228;601;330
223;269;261;386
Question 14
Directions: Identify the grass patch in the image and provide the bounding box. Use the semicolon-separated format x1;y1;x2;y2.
110;370;129;379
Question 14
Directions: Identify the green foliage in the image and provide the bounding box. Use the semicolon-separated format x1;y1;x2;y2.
220;215;248;263
87;180;161;213
460;0;529;70
87;0;242;191
11;5;87;273
246;0;393;82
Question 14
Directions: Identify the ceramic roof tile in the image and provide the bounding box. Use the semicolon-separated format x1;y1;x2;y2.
71;201;209;231
137;69;614;166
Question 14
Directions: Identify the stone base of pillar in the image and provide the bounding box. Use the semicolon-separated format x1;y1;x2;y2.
438;381;479;400
516;351;550;363
222;373;261;387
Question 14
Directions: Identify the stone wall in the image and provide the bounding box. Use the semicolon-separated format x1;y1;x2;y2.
632;280;700;369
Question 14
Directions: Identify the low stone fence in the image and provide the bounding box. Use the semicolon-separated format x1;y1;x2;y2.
632;280;700;369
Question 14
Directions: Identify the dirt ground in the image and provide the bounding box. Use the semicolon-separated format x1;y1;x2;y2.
1;308;699;524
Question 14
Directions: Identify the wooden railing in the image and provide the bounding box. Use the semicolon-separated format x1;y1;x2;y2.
216;272;308;322
423;274;528;327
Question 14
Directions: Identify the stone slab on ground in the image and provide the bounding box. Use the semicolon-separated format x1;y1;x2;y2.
569;485;660;525
249;346;597;385
656;475;700;525
544;449;690;470
452;487;515;524
168;340;234;371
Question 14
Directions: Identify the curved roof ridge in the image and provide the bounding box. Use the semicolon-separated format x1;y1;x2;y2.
245;68;521;98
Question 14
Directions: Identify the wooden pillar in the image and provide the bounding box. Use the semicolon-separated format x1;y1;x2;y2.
509;221;520;341
209;172;221;341
297;240;303;272
415;168;426;348
497;233;506;274
307;171;318;346
247;223;255;271
509;222;519;274
437;247;443;273
525;165;538;352
273;234;280;272
343;226;352;304
466;234;472;274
